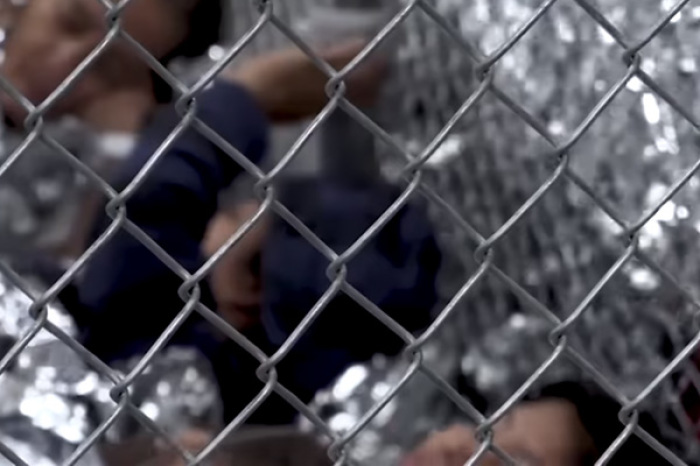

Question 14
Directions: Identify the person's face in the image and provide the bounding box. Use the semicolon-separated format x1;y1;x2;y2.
0;0;185;122
203;202;268;331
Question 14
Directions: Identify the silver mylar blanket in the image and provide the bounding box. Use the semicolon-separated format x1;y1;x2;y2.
0;269;222;466
287;0;700;463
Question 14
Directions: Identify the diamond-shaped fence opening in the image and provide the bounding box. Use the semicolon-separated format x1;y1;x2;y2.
0;0;699;464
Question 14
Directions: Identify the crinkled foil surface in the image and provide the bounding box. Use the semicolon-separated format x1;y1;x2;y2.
292;0;700;463
0;270;106;466
0;269;221;465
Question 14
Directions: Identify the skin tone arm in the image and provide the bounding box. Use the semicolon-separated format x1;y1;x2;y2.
401;399;596;466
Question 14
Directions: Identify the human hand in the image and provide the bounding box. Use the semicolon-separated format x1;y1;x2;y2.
401;400;594;466
225;39;387;123
400;424;484;466
203;201;269;330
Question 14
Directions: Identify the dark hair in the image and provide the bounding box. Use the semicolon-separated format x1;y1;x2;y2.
153;0;225;103
532;382;670;466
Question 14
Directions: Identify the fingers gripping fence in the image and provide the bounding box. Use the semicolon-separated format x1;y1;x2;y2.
1;0;700;464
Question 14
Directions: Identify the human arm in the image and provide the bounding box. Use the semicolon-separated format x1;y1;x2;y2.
401;399;593;466
76;41;382;362
400;382;668;466
77;79;267;361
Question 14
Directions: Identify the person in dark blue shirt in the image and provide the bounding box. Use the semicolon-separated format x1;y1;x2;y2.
2;0;442;424
73;47;441;422
75;50;441;423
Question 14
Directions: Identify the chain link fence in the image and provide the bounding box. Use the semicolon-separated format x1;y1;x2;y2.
2;0;700;464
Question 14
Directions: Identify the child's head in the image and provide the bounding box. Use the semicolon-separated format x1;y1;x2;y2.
1;0;223;123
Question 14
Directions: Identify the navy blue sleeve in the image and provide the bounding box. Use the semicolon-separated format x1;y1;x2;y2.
262;178;441;362
258;179;441;406
77;81;268;363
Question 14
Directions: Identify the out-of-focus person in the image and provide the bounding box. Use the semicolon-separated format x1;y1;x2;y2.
1;0;442;428
201;173;442;425
2;0;221;129
203;199;267;332
0;0;228;257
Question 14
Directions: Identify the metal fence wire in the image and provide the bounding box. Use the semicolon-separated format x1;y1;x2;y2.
4;0;700;464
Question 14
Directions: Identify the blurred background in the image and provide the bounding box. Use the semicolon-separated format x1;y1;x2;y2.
1;0;700;465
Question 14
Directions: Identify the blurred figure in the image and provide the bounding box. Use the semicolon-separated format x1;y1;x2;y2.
0;0;382;129
1;0;221;129
80;39;421;427
0;0;227;257
201;175;441;423
403;402;592;466
1;0;439;429
203;200;267;332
